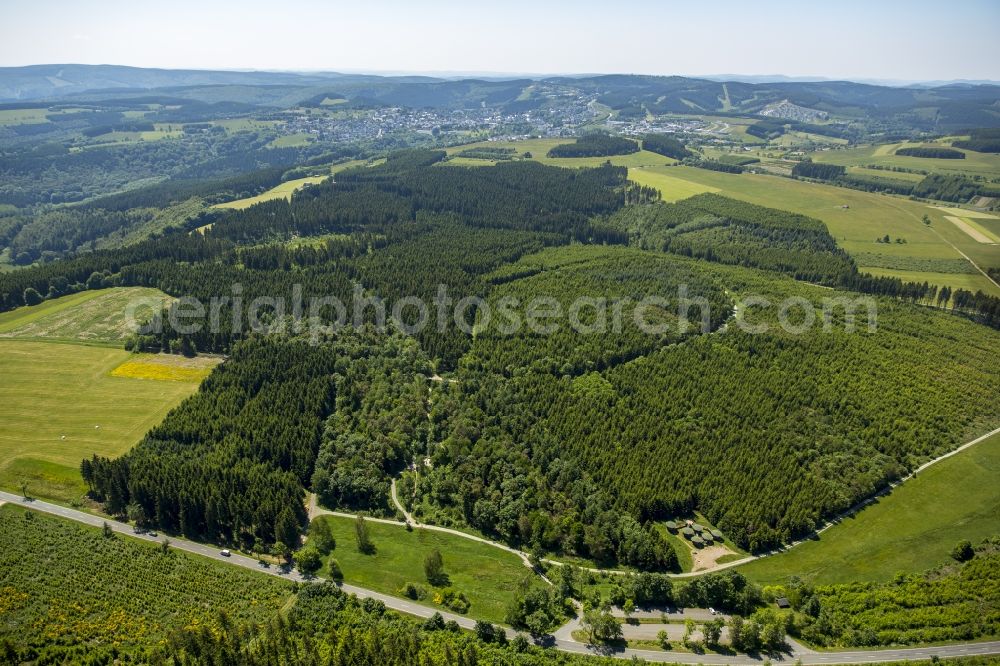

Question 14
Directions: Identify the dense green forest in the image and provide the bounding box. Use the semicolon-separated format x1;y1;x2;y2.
952;128;1000;153
912;174;1000;203
426;247;1000;552
894;146;965;159
6;152;1000;562
547;134;639;158
792;161;847;180
83;336;342;546
684;158;745;174
642;134;692;160
610;194;857;284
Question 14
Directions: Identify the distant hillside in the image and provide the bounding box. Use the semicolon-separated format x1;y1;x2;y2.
2;65;999;130
0;64;414;102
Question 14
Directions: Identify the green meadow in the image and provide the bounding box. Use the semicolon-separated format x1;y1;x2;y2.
0;340;206;503
315;514;540;625
0;288;214;503
214;159;371;209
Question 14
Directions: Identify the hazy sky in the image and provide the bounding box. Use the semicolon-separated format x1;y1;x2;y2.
2;0;999;82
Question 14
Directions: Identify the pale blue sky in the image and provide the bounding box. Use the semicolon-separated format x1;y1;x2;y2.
2;0;998;81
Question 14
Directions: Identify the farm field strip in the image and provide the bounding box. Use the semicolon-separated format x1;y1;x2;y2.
946;215;1000;244
932;207;1000;220
0;288;170;343
214;174;329;209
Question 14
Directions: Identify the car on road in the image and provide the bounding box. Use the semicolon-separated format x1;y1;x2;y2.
220;549;231;557
709;607;717;615
148;531;157;537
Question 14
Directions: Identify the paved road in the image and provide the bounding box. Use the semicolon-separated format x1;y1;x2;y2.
0;491;484;632
4;491;1000;664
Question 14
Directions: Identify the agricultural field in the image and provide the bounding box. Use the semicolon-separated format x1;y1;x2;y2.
738;430;1000;586
0;341;210;503
811;142;1000;180
0;287;171;345
945;215;1000;244
0;285;217;503
0;505;292;659
314;514;539;624
627;163;1000;295
110;353;220;382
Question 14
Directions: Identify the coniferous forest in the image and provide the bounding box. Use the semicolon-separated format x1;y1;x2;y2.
5;152;985;567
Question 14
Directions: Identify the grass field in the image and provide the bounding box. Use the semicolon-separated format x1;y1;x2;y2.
863;267;997;292
214;174;330;209
214;160;371;210
267;132;315;148
0;341;209;503
315;515;538;624
0;288;170;344
626;166;721;202
737;430;1000;586
0;505;291;656
0;108;49;125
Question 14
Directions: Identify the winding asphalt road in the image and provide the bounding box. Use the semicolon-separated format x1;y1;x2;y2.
3;489;999;664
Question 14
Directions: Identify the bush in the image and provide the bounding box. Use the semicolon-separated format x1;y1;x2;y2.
296;547;322;576
951;539;975;562
398;581;428;600
309;518;335;555
327;558;343;582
